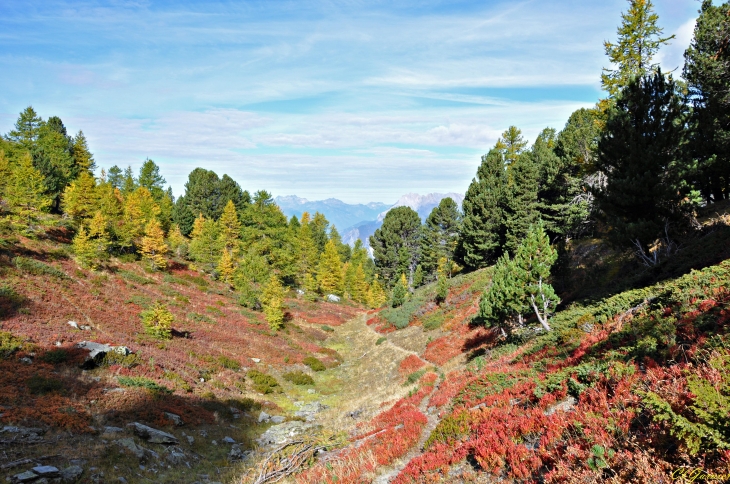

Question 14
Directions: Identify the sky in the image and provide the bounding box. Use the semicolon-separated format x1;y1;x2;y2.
0;0;703;204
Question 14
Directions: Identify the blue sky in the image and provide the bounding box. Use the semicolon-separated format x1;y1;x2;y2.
0;0;701;203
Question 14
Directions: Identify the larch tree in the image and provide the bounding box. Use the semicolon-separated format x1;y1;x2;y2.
5;153;52;227
219;199;242;253
261;274;286;331
7;106;42;150
317;239;344;295
140;218;168;270
601;0;674;98
62;171;99;222
72;226;97;269
217;249;236;285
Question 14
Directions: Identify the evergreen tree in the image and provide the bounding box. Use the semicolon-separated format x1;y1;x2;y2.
219;199;242;252
329;225;351;262
317;239;344;295
261;274;285;331
181;168;222;220
7;107;42;150
435;272;448;305
140;218;168;270
595;70;690;257
172;196;196;236
457;148;508;269
122;166;137;194
390;273;409;308
497;125;528;168
478;252;525;338
138;158;166;195
107;166;124;190
421;197;461;278
296;212;320;282
370;206;421;286
504;150;541;255
310;212;330;254
33;119;75;209
219;174;250;213
601;0;674;98
413;264;424;288
4;153;52;227
683;0;730;202
189;218;222;272
514;223;559;331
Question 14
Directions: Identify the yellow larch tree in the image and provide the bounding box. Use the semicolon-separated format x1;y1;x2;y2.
140;218;168;270
317;239;344;296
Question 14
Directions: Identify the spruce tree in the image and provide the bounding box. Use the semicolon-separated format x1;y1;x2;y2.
140;219;168;270
370;206;421;286
107;166;124;190
601;0;674;98
457;148;508;269
33;119;75;209
504;151;541;255
317;239;344;295
683;0;730;203
421;197;461;278
390;273;409;308
595;70;690;256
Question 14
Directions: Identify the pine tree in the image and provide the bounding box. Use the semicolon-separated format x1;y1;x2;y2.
217;249;236;285
601;0;674;98
595;70;690;257
513;223;560;332
504;148;541;254
435;257;449;304
413;264;424;288
478;252;525;338
7;107;42;150
122;166;137;194
457;148;508;269
390;273;409;308
370;206;421;286
317;240;344;295
683;0;730;203
140;219;168;270
310;212;330;253
421;197;461;278
497;126;528;168
261;274;285;331
107;166;124;190
219;200;241;252
72;226;97;269
33;119;75;209
4;153;52;227
189;218;222;272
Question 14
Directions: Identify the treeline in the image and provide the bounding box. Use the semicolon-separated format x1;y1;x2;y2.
370;0;730;333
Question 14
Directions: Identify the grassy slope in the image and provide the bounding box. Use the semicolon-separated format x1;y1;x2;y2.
295;212;730;483
0;220;362;483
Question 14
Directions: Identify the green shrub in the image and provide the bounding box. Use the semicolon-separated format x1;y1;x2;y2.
283;371;315;385
117;376;172;394
228;397;262;413
140;303;174;340
126;294;152;308
218;355;241;370
27;375;64;395
303;356;326;372
163;371;192;392
247;369;281;394
187;312;214;324
205;306;224;316
405;368;428;385
376;337;387;346
425;411;471;449
39;349;69;364
101;351;142;368
0;331;24;359
13;257;68;279
0;285;24;317
321;325;335;332
163;274;190;286
119;270;154;285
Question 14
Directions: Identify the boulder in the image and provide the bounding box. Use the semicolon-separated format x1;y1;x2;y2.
127;422;179;444
294;401;328;422
164;412;183;426
222;436;235;444
544;396;576;416
117;437;145;459
256;421;317;447
75;341;131;367
68;321;79;329
13;471;38;483
32;466;59;477
326;294;340;303
270;416;285;424
258;411;270;423
59;465;84;483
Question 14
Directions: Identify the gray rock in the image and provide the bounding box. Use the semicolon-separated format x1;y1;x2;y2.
326;294;340;303
165;448;186;465
20;357;33;364
307;389;316;394
186;435;194;445
164;412;183;426
117;437;145;459
346;409;363;419
256;421;317;447
222;436;235;444
544;396;577;416
270;416;285;424
32;466;59;477
13;471;38;483
111;346;130;355
258;411;270;423
127;422;179;444
251;357;261;363
103;426;124;434
75;341;111;360
68;321;79;329
59;465;83;483
79;325;92;331
294;401;327;422
118;478;128;483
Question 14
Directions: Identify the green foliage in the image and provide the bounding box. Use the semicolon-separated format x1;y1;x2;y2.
421;197;461;279
101;351;142;369
601;0;674;97
140;303;174;340
435;272;448;305
187;312;214;324
586;444;615;471
39;349;69;364
217;355;241;370
118;270;154;285
596;70;690;256
13;256;67;279
425;412;471;449
283;371;315;386
27;375;63;395
0;331;24;359
321;325;334;332
405;368;427;385
117;376;172;394
375;337;387;346
303;356;326;372
391;273;409;308
370;206;422;287
261;274;285;331
247;369;282;394
317;239;344;295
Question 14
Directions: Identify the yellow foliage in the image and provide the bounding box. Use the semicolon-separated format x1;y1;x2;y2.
140;218;168;270
317;240;344;296
217;249;236;285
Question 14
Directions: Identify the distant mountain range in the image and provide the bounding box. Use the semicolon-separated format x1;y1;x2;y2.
275;193;464;252
274;196;390;232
